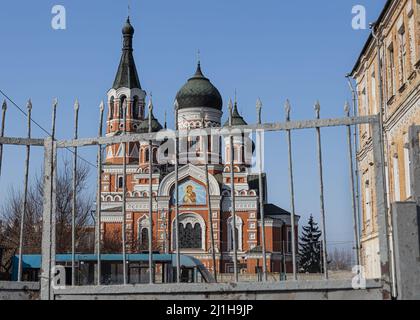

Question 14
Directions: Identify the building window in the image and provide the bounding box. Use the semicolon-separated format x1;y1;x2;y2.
138;217;150;251
399;26;407;84
139;228;149;249
227;216;243;251
109;96;114;120
362;87;368;115
371;71;377;114
404;134;412;199
179;223;202;249
132;96;140;119
287;229;292;253
388;44;396;97
365;180;372;223
145;149;150;162
119;96;127;119
393;156;401;201
118;176;123;189
172;214;205;250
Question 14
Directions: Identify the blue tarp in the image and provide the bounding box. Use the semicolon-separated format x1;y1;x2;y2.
12;253;205;281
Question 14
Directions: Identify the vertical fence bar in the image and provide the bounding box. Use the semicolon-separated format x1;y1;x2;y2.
40;137;54;300
148;97;154;284
174;100;181;283
348;79;362;261
372;115;392;299
0;100;7;178
71;99;79;286
314;101;328;279
96;101;104;285
228;99;239;282
345;102;361;267
201;109;218;282
256;98;267;282
285;100;297;280
50;99;57;291
17;99;32;282
121;99;128;285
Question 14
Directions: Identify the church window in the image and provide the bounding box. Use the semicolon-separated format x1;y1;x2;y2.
179;222;202;249
133;96;140;119
109;96;115;120
119;96;127;119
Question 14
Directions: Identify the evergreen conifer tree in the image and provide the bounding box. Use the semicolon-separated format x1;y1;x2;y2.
298;215;324;273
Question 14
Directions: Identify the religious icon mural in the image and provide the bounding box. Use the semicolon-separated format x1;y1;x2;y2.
172;179;206;205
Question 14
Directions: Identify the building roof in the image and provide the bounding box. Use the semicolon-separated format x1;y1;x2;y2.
350;0;393;76
175;62;223;110
112;17;142;89
263;203;292;216
138;109;163;133
223;101;248;126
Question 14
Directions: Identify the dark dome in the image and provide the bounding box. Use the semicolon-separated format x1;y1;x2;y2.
138;111;163;133
122;17;134;35
175;63;223;110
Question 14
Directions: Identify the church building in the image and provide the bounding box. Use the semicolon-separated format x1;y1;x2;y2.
99;17;298;275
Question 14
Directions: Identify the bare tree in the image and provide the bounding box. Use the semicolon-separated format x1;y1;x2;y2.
328;247;353;271
0;159;94;275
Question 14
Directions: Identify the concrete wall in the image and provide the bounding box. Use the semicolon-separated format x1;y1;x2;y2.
392;201;420;300
52;280;385;300
0;281;40;300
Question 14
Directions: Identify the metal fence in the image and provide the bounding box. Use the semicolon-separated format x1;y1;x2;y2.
0;98;394;300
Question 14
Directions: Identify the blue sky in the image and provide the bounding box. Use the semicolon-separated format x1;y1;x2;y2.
0;0;386;251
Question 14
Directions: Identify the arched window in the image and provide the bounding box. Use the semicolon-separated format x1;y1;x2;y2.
179;222;202;249
119;96;127;119
138;217;150;251
145;149;150;162
227;216;243;251
109;96;115;120
172;213;205;250
140;228;149;250
153;147;158;163
132;96;139;119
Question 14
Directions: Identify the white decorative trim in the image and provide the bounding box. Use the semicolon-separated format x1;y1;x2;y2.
158;163;220;196
107;87;146;102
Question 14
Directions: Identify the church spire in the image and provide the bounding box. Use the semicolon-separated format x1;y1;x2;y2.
112;17;141;89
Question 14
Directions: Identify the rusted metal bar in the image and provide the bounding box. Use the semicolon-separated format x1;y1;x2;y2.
96;101;104;285
71;99;79;286
314;101;328;280
55;116;378;149
122;99;128;285
256;98;267;282
228;99;239;282
174;100;181;283
345;102;360;267
285;100;297;281
148;97;154;284
201;109;217;283
0;100;7;177
17;99;32;282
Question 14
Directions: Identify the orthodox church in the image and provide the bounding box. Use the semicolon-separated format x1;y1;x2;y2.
100;17;298;274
